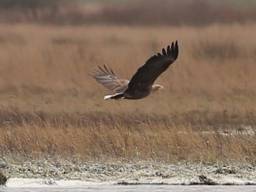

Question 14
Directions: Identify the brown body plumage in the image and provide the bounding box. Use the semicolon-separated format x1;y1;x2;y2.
92;41;179;100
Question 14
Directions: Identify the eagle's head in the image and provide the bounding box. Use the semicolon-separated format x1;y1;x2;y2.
152;84;164;92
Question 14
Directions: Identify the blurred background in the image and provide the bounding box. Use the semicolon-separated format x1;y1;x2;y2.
0;0;255;161
0;0;256;25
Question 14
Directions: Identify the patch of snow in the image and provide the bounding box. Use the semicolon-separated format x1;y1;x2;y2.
5;175;256;188
6;178;112;188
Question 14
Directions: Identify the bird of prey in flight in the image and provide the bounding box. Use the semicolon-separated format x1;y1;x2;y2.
92;41;179;100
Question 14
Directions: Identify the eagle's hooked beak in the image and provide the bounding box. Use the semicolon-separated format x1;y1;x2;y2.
158;85;164;90
152;84;164;92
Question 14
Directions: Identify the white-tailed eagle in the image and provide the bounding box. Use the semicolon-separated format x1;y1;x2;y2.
92;41;179;100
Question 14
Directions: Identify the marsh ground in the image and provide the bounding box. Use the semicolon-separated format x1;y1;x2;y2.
0;24;255;163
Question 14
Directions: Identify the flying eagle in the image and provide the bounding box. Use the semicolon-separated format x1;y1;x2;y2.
92;41;179;100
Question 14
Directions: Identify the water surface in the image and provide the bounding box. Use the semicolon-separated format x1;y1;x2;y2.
1;185;256;192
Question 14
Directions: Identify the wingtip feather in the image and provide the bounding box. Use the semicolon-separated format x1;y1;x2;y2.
175;40;179;59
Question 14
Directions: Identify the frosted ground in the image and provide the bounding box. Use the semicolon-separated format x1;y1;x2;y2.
1;158;256;186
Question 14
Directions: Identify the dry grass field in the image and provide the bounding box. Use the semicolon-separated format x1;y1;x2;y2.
0;24;255;163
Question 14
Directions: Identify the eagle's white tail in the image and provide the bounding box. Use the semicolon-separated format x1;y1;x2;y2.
104;93;124;100
104;95;113;100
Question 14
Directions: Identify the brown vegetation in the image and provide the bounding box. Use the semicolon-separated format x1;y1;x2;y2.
0;24;255;163
0;171;7;185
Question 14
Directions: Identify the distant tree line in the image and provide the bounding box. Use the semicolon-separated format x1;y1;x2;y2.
0;0;256;25
0;0;63;9
99;0;256;26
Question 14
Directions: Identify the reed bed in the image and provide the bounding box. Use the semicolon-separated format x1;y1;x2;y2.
0;24;255;163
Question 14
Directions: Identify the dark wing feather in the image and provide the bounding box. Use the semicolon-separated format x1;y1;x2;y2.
127;41;179;91
92;65;129;93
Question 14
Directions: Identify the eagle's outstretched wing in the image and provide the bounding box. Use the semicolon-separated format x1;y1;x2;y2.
127;41;179;91
92;65;129;93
